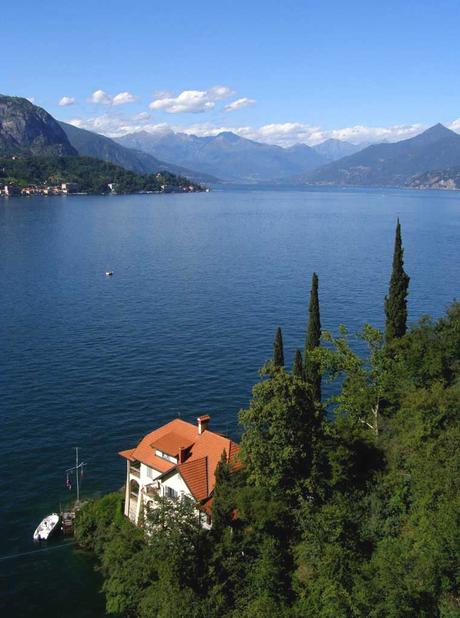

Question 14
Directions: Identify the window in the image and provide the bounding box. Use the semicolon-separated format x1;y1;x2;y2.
155;449;178;464
164;485;178;500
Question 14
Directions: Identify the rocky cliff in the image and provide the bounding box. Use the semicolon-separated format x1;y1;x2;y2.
0;95;77;157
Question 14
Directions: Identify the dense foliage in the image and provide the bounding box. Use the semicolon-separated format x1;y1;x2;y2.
0;155;202;194
76;233;460;617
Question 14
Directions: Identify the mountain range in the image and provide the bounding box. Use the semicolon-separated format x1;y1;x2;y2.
116;130;327;182
0;95;215;183
311;138;364;161
59;121;217;183
3;94;460;190
300;123;460;186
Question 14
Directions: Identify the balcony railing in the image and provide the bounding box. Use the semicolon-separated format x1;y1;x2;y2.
130;466;140;477
145;483;159;497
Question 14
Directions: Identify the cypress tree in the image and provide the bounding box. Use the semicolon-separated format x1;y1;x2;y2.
211;450;233;533
292;349;304;378
385;218;410;343
273;327;285;368
304;273;321;402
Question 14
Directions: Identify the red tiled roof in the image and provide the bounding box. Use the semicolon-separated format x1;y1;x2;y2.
177;456;209;501
119;417;240;501
118;448;135;461
228;441;241;471
152;431;194;456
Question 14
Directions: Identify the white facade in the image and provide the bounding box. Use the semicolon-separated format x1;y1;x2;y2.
124;460;196;526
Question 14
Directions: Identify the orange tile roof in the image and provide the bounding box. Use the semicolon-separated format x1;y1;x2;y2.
152;431;194;456
177;456;209;501
119;417;240;500
118;448;135;461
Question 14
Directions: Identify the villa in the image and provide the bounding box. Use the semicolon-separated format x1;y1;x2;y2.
119;415;240;529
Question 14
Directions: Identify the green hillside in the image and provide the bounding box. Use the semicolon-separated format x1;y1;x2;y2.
0;155;203;194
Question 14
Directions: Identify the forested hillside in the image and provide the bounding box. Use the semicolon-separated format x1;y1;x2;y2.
0;156;202;194
75;223;460;617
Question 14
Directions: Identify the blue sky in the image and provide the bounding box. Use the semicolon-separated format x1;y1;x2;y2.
2;0;460;145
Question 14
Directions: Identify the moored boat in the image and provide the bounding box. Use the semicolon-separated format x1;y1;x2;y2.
33;513;60;541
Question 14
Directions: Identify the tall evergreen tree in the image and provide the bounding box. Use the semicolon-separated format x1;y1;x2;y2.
292;349;304;378
273;327;284;368
304;273;322;402
384;219;410;343
211;451;234;533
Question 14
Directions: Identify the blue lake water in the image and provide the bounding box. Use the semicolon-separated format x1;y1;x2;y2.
1;187;459;615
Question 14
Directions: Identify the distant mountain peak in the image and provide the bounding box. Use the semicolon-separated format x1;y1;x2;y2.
215;131;242;141
417;123;455;139
117;127;325;181
312;138;364;162
303;120;460;187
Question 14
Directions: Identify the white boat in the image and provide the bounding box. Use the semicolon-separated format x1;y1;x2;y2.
33;513;60;541
105;271;113;277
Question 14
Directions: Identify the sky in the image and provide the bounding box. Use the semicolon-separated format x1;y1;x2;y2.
2;0;460;146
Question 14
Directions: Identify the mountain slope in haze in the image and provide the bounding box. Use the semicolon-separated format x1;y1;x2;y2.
301;124;460;186
312;138;364;162
0;95;77;156
116;130;326;182
59;122;217;183
408;167;460;190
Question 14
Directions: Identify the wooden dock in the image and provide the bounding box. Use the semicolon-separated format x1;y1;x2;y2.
61;510;76;535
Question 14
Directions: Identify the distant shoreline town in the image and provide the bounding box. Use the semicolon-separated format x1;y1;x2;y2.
1;180;206;198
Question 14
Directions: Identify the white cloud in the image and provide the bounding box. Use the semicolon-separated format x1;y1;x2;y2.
89;89;112;104
149;85;233;114
112;91;136;105
224;97;256;112
88;89;136;106
68;112;454;148
156;121;424;146
133;111;151;121
448;118;460;132
208;85;233;100
58;96;76;106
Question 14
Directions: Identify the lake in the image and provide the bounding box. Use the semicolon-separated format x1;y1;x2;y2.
1;186;459;615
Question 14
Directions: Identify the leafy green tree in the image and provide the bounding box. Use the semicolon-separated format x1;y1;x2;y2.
273;326;285;368
100;523;153;615
74;492;125;555
239;363;319;497
292;349;303;378
385;219;410;343
304;273;322;402
315;324;397;436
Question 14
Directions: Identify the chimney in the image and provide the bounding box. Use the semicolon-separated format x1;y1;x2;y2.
179;446;187;464
197;414;210;435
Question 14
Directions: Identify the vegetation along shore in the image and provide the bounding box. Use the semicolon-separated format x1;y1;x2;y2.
0;156;204;196
74;221;460;617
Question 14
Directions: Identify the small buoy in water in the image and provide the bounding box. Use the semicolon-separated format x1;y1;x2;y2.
106;271;113;277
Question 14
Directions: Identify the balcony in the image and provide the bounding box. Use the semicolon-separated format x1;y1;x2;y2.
130;465;140;478
145;483;159;497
